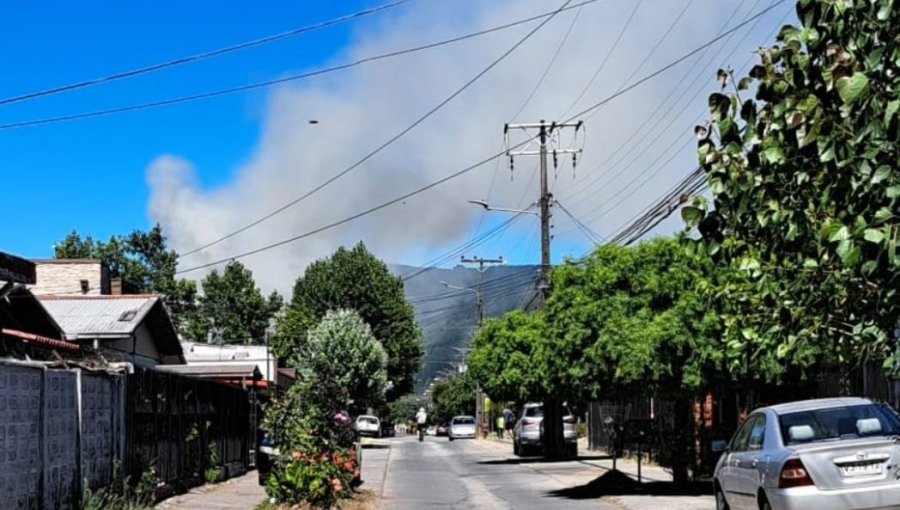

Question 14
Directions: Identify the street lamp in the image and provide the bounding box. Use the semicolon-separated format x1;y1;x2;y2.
439;281;479;295
468;200;539;216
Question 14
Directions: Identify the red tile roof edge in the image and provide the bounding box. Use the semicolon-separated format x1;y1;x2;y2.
1;328;80;352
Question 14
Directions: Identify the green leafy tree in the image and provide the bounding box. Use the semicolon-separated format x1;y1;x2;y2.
292;309;389;414
471;238;723;471
53;225;198;332
469;309;575;459
430;372;476;425
385;394;423;425
547;238;722;482
189;260;282;344
289;242;424;399
684;0;900;382
269;305;317;361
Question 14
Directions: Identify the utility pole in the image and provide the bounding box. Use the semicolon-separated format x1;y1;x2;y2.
505;120;583;302
460;255;504;437
505;119;583;458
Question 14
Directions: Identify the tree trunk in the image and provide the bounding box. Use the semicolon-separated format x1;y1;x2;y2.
542;398;567;460
671;397;691;486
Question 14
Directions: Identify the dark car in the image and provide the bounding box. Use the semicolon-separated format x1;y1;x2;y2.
257;432;278;486
436;423;449;437
380;421;396;437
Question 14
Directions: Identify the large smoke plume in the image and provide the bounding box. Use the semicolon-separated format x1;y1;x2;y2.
148;0;782;293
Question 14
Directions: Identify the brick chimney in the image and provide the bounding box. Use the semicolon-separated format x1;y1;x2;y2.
110;277;122;295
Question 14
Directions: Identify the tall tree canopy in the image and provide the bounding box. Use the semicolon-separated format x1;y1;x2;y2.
189;260;282;344
288;243;423;399
54;225;197;331
430;372;477;425
684;0;900;378
470;238;722;470
291;309;389;414
472;238;722;401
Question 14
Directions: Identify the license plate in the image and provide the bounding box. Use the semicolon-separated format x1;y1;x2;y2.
840;462;884;477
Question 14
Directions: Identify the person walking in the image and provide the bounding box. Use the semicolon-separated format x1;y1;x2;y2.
496;414;506;439
503;407;515;438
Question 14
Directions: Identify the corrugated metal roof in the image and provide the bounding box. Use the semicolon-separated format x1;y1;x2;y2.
39;295;159;338
155;364;261;377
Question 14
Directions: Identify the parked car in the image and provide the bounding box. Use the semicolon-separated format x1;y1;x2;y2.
714;397;900;510
512;402;578;457
426;425;437;436
257;431;278;486
436;423;449;436
355;415;381;437
380;421;396;437
448;415;477;441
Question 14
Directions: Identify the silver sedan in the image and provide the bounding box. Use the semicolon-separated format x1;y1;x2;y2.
714;397;900;510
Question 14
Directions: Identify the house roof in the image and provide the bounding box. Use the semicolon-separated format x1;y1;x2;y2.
0;284;65;339
39;295;160;337
38;295;184;361
0;252;36;284
155;363;262;379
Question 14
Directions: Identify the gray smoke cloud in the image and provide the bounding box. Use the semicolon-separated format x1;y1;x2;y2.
148;0;788;294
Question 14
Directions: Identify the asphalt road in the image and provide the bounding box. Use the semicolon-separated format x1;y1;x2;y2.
369;436;621;509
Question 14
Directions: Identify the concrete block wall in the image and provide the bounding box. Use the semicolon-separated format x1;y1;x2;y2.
0;363;124;509
0;365;43;510
43;370;78;510
80;374;125;490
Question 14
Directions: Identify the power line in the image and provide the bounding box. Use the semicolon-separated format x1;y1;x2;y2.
174;0;575;259
565;0;785;123
561;2;790;240
555;200;604;245
173;1;786;275
561;0;642;118
508;3;584;121
0;0;598;132
560;0;769;208
583;0;696;123
0;0;416;107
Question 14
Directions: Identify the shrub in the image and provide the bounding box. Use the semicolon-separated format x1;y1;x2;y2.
265;447;359;508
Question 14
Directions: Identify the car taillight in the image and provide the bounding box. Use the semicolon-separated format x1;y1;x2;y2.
779;458;814;488
563;416;576;424
522;419;535;426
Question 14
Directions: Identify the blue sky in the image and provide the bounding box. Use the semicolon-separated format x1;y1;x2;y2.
0;0;794;292
1;0;386;256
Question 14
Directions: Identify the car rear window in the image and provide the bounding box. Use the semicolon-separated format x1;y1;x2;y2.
453;417;475;425
778;404;900;445
525;406;544;418
358;417;378;424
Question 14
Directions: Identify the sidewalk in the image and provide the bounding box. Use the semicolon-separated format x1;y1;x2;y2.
155;471;265;510
480;437;714;510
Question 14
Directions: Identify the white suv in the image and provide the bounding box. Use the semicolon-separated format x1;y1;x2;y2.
512;403;578;457
355;415;381;437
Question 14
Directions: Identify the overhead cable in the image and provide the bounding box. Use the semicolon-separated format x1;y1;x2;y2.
0;0;417;107
173;0;575;258
0;0;598;132
173;0;786;275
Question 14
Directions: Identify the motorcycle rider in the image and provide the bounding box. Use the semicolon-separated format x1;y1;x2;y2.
415;407;428;441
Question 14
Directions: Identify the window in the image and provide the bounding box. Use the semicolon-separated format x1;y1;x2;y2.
524;406;544;418
453;417;475;425
748;415;766;451
778;403;900;445
730;415;760;452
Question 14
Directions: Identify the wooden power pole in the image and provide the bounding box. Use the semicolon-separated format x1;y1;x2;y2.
461;255;504;436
